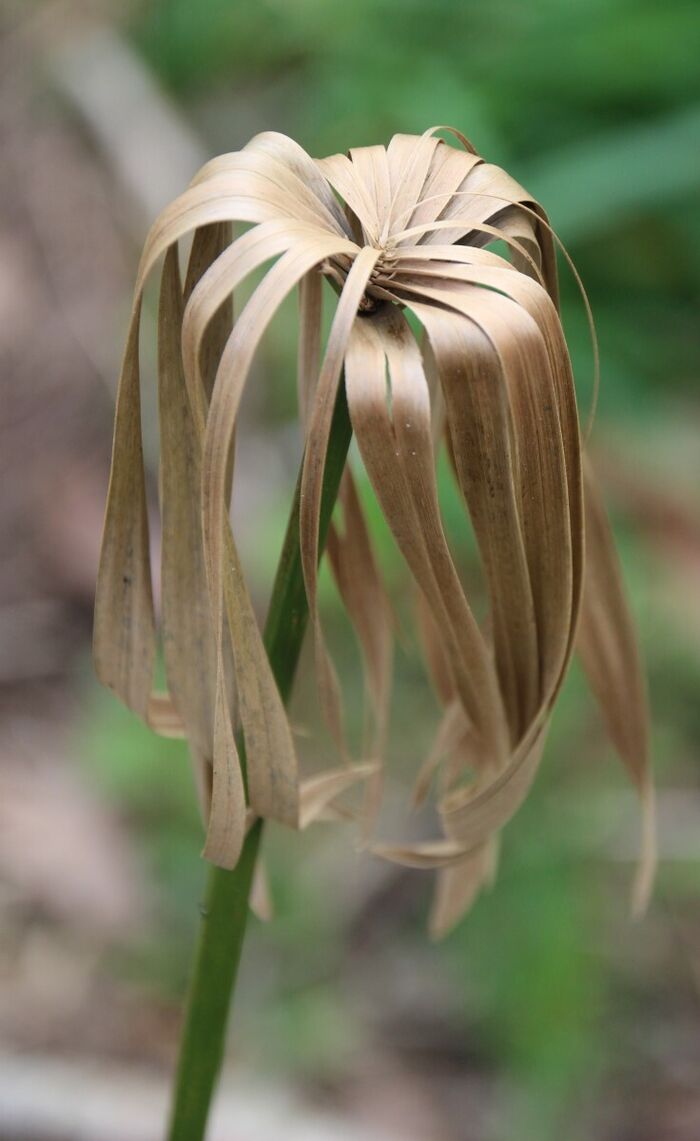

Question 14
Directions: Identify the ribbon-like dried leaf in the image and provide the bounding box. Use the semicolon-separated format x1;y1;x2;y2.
577;461;655;912
95;126;654;936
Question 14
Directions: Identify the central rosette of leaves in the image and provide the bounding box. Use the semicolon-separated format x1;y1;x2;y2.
321;245;399;313
94;128;654;936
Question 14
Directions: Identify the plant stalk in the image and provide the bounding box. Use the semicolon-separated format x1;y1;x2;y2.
166;384;353;1141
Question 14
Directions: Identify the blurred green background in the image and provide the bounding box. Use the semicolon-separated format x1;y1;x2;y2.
1;1;699;1139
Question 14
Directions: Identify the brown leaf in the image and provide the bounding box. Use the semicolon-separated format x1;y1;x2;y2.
95;127;652;932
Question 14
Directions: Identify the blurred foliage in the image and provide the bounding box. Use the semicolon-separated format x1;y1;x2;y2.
73;2;700;1138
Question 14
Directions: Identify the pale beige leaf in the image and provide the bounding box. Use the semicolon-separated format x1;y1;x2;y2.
577;461;656;910
299;763;378;830
158;246;216;763
94;125;652;930
93;302;155;720
202;679;246;869
428;842;497;939
299;246;381;751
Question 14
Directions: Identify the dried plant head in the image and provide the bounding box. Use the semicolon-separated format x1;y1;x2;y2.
94;127;655;936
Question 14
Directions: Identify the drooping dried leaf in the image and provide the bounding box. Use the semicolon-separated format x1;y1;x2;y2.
577;461;656;911
95;127;654;934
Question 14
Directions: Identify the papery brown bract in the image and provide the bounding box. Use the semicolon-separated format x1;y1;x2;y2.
94;128;654;935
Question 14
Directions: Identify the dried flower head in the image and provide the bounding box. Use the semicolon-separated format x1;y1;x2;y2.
94;128;654;936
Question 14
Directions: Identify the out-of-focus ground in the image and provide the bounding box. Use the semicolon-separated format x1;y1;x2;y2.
1;2;700;1138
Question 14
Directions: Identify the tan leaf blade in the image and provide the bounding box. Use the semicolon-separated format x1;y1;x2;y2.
94;125;653;934
577;461;656;912
93;301;155;720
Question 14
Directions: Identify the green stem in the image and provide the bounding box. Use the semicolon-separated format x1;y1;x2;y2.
167;385;353;1141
